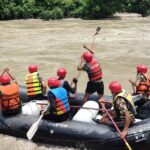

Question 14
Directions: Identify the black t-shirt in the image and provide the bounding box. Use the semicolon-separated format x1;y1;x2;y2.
61;80;76;94
47;91;56;112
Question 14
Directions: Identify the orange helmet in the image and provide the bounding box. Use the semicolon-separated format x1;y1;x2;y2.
137;64;148;74
57;68;67;78
48;77;60;87
109;81;122;94
82;52;93;62
28;65;38;73
0;75;11;84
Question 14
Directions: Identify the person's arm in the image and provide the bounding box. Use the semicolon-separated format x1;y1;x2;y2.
4;68;17;83
77;57;84;71
47;92;56;112
0;91;2;110
129;79;140;87
38;74;47;93
99;97;113;114
98;97;112;105
0;91;3;98
120;111;131;139
64;81;77;94
116;98;131;139
83;44;94;54
129;74;142;87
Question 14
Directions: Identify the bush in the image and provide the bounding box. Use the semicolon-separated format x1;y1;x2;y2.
0;0;149;20
39;7;63;20
122;0;150;16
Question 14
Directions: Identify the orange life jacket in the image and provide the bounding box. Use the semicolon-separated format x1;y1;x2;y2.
87;58;103;81
0;83;21;111
136;74;150;95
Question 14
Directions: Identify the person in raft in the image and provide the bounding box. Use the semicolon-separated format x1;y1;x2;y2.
129;64;150;106
77;44;105;111
0;68;21;116
57;68;78;98
44;77;70;122
94;81;136;139
25;64;47;100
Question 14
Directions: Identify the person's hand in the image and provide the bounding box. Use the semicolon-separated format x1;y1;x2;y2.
73;78;78;84
120;130;127;139
129;79;133;84
83;44;88;49
4;68;9;72
98;98;105;104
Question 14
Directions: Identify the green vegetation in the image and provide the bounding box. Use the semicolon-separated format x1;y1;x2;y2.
0;0;150;20
122;0;150;17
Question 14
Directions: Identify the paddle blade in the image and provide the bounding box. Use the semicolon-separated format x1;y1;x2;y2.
26;103;50;140
132;94;142;103
125;141;132;150
94;26;101;35
96;26;101;32
26;121;39;140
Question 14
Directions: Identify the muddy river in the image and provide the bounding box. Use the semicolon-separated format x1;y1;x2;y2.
0;15;150;149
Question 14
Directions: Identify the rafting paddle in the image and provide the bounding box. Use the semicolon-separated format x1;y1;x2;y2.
103;105;132;150
91;26;101;50
26;102;50;140
75;26;101;81
0;68;9;80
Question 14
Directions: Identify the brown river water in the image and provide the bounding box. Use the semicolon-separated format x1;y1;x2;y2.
0;15;150;149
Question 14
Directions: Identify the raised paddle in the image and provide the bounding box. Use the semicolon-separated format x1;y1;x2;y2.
26;102;50;140
1;68;15;81
103;105;132;150
6;71;14;80
75;26;101;82
132;84;136;94
91;26;101;50
0;71;5;77
0;70;9;84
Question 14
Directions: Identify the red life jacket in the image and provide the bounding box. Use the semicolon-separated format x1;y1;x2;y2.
87;58;103;81
136;74;150;95
0;83;21;111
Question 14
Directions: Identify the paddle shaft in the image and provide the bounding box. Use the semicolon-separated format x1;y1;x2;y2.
91;26;101;50
103;106;132;150
6;71;14;80
70;105;105;111
71;71;81;86
0;71;5;77
132;84;136;94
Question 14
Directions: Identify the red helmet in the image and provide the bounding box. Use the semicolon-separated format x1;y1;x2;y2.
0;75;11;84
109;81;122;94
82;52;93;62
48;77;60;87
28;65;38;73
137;64;148;73
57;68;67;78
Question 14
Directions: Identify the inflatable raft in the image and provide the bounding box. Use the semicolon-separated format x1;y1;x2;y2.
0;85;150;150
19;85;150;119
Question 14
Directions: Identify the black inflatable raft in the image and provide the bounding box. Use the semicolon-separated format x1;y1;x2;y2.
19;85;150;119
0;111;150;150
0;85;150;150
